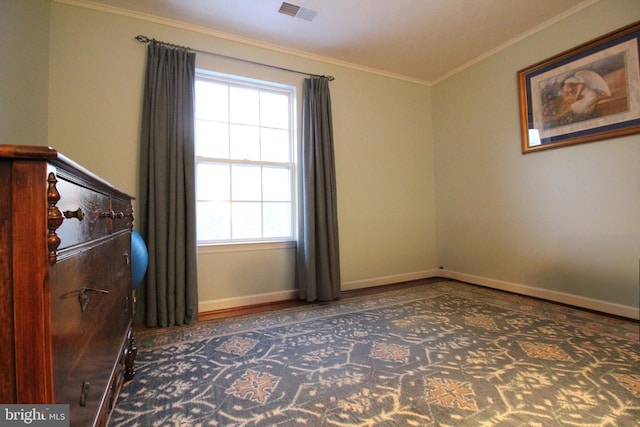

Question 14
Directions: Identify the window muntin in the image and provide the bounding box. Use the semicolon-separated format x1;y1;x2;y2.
195;73;296;244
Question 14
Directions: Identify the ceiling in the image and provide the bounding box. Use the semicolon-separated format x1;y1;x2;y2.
79;0;594;84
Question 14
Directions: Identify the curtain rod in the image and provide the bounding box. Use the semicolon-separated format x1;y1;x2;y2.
135;35;335;81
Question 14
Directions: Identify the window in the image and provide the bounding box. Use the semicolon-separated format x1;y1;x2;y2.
195;72;296;244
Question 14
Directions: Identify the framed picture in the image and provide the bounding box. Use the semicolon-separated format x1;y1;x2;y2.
518;20;640;153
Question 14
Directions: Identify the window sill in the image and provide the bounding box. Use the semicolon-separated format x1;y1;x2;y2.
198;240;296;254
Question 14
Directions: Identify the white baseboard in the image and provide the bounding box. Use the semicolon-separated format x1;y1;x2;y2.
341;269;442;291
198;269;639;320
199;290;298;313
439;270;640;320
198;270;440;313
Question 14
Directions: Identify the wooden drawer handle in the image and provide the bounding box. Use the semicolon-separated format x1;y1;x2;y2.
80;381;90;407
79;287;110;312
102;211;134;219
63;207;84;221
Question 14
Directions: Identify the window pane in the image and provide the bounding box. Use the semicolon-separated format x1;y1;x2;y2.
230;86;259;125
196;120;229;158
232;202;261;239
261;128;290;162
195;81;228;121
263;167;291;201
263;202;291;238
197;163;229;201
195;74;295;244
197;201;230;240
230;124;260;160
232;164;261;201
260;91;289;129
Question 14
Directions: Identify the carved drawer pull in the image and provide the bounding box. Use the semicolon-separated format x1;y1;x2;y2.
102;210;128;219
78;287;110;312
63;208;84;221
80;381;90;407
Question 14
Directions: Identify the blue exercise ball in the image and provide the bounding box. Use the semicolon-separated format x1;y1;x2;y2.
131;230;148;290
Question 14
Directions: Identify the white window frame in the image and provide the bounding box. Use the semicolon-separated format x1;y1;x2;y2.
194;70;297;247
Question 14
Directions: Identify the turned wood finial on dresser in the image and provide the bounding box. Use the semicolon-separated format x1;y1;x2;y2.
47;171;64;264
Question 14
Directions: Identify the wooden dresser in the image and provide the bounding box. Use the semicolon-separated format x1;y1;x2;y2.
0;145;136;426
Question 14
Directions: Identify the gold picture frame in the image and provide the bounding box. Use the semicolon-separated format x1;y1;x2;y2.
518;20;640;153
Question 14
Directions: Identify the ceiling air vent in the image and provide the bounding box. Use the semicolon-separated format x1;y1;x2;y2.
278;2;318;22
278;2;300;17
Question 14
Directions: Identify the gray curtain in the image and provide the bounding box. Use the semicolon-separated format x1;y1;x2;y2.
139;41;199;327
297;77;341;302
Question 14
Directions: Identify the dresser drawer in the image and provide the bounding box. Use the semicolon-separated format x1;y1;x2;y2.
55;174;111;250
58;345;122;427
50;234;132;424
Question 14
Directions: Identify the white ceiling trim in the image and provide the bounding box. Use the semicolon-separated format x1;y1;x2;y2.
57;0;431;85
432;0;600;85
56;0;600;87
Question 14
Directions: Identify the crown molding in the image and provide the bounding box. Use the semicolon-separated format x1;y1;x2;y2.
432;0;601;84
54;0;433;86
55;0;601;87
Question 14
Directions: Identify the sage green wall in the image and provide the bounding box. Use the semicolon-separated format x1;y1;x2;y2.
47;2;436;307
0;0;50;146
12;0;635;316
433;0;640;308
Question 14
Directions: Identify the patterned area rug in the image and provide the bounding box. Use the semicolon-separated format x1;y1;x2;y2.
111;281;640;426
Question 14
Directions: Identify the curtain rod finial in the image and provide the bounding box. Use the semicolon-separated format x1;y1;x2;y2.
135;35;150;44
